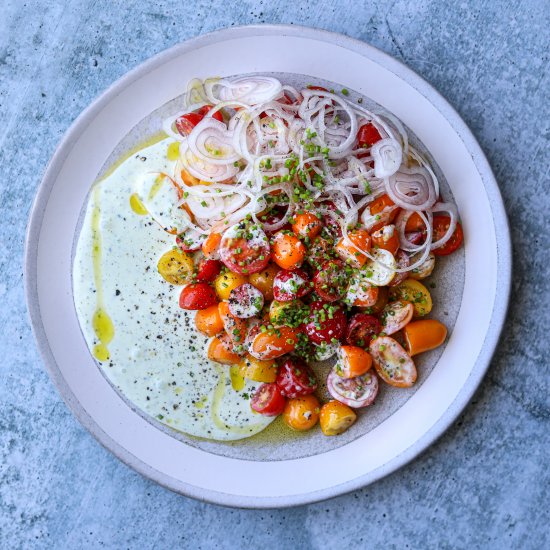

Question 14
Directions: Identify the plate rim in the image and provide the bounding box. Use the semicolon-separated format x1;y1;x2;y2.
24;23;512;508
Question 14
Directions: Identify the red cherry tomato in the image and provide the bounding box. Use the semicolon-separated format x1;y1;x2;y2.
313;259;348;302
306;236;333;269
276;357;318;398
250;383;286;416
303;301;347;345
259;206;292;236
306;85;329;92
195;258;222;283
345;314;381;348
327;369;379;408
432;216;464;256
273;268;312;302
219;222;271;275
176;229;206;252
178;283;218;310
175;105;223;136
357;123;382;148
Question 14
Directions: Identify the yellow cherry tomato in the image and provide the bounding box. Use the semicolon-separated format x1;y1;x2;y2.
389;279;433;317
269;299;304;325
249;263;280;300
282;395;320;431
319;400;357;436
157;248;194;285
214;271;248;301
238;354;278;383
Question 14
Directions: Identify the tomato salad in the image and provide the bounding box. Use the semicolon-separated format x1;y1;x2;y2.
150;76;463;437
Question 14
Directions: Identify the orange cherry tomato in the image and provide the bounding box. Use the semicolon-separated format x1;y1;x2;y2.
207;335;242;365
403;319;447;356
291;212;323;240
282;395;320;431
432;216;464;256
335;345;373;378
335;229;372;268
202;232;222;259
319;400;357;436
371;224;399;255
248;263;280;301
249;326;298;360
405;211;426;232
366;285;389;314
218;302;248;347
271;232;306;270
194;304;224;337
366;194;399;232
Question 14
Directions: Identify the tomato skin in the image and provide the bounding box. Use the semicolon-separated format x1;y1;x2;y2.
248;326;298;360
345;314;381;348
273;268;312;302
432;216;464;256
313;259;348;302
357;123;382;148
195;259;222;283
276;357;318;398
250;383;286;416
306;85;329;92
371;225;399;255
335;345;373;378
319;401;357;436
303;301;347;345
271;231;306;270
175;105;223;136
219;223;271;275
291;212;323;240
179;283;218;310
282;395;320;431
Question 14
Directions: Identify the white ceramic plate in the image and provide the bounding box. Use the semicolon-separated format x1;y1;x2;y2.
25;25;511;508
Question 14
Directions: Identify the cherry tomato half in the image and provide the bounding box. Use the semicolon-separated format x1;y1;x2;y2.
357;123;382;148
303;301;347;345
219;222;271;275
273;268;312;302
179;283;218;310
276;357;318;398
195;258;222;283
250;383;286;416
345;314;381;348
432;216;464;256
175;105;223;136
313;259;349;302
326;368;379;408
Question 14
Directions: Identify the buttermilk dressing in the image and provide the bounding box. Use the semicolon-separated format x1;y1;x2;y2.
73;138;274;441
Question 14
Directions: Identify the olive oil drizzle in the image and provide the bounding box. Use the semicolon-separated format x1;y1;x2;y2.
91;186;115;361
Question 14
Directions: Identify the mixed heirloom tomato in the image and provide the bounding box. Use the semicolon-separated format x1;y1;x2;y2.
154;91;464;438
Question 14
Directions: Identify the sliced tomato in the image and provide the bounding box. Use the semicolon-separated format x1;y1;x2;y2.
303;301;347;345
273;268;312;302
175;105;223;136
250;383;286;416
313;259;349;302
195;258;222;283
228;283;264;319
176;229;206;252
276;357;318;398
219;221;271;274
345;314;381;348
371;224;399;255
306;85;329;92
357;123;382;148
327;369;379;408
432;216;464;256
380;301;414;335
370;336;417;388
179;283;218;310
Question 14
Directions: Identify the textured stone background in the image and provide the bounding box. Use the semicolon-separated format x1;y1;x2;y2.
1;1;549;548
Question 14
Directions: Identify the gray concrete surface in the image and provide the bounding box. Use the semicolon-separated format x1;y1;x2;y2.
1;1;549;548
